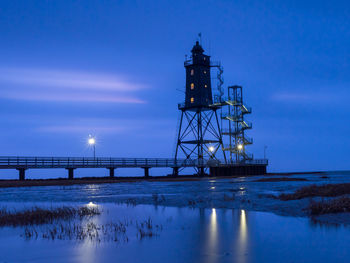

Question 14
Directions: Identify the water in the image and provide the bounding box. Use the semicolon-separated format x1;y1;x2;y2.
1;173;350;262
0;204;349;263
0;172;348;204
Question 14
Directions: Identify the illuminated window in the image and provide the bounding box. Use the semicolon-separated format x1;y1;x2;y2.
204;84;208;88
204;70;207;74
191;83;194;90
191;97;194;103
204;57;206;61
191;69;194;75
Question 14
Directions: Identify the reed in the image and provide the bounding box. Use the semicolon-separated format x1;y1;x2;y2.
279;183;350;200
0;206;100;227
308;197;350;215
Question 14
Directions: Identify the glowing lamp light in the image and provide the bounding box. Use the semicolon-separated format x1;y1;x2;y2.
87;201;97;208
88;137;96;145
88;135;96;158
237;144;243;150
209;146;215;152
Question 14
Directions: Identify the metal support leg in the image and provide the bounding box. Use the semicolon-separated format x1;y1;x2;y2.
67;168;75;179
108;168;115;178
199;167;205;177
173;167;179;177
17;168;26;181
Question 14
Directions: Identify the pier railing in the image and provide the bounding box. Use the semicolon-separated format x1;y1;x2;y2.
0;156;268;180
0;157;196;169
0;156;268;169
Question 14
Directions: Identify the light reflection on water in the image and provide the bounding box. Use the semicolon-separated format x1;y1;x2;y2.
0;203;350;263
238;209;247;263
207;208;218;263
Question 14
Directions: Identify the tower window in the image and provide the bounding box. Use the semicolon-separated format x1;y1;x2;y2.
191;97;194;103
191;83;194;90
190;69;194;75
204;84;208;88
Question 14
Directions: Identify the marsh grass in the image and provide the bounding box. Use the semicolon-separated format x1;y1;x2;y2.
279;183;350;200
23;221;130;243
152;194;166;204
0;205;163;243
0;206;100;227
23;217;163;243
20;214;162;243
124;198;137;207
136;218;162;239
308;197;350;215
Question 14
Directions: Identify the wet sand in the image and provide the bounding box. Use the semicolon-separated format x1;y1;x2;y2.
0;176;202;188
0;171;326;188
0;172;349;225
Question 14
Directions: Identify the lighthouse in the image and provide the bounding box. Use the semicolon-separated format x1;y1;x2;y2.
184;41;213;108
175;41;224;175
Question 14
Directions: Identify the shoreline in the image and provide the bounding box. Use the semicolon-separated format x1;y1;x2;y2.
0;171;330;188
0;172;349;226
0;175;240;188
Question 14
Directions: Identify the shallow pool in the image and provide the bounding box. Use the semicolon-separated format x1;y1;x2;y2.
0;203;349;263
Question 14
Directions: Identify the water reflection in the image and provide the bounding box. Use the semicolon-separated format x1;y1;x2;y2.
77;202;101;263
237;209;248;263
2;203;350;263
204;208;249;263
205;208;218;263
87;201;98;208
209;208;218;248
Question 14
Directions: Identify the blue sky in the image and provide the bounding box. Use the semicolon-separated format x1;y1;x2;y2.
0;0;349;174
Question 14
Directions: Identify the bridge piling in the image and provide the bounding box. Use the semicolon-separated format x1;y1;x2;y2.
108;168;115;178
17;168;26;181
0;157;268;179
66;168;75;179
143;167;150;177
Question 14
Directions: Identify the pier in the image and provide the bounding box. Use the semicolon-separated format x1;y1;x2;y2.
0;156;268;180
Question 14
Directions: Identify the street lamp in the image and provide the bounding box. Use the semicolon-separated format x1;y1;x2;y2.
88;135;96;158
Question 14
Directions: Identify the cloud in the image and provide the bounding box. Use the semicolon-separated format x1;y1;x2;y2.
36;118;175;135
1;91;145;104
0;67;147;103
37;125;125;134
270;91;347;103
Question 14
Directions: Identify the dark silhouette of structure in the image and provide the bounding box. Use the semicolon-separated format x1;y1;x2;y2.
221;85;253;162
175;40;268;175
0;40;268;180
175;41;224;175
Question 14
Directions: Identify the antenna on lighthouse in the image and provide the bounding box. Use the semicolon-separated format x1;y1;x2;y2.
198;32;202;45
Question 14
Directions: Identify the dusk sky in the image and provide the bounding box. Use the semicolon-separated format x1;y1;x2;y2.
0;0;349;175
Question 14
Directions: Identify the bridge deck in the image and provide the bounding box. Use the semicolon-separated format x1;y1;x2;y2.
0;157;195;169
0;156;268;180
0;157;267;169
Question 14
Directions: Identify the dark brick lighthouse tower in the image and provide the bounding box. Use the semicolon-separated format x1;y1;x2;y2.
175;41;224;175
184;41;213;107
